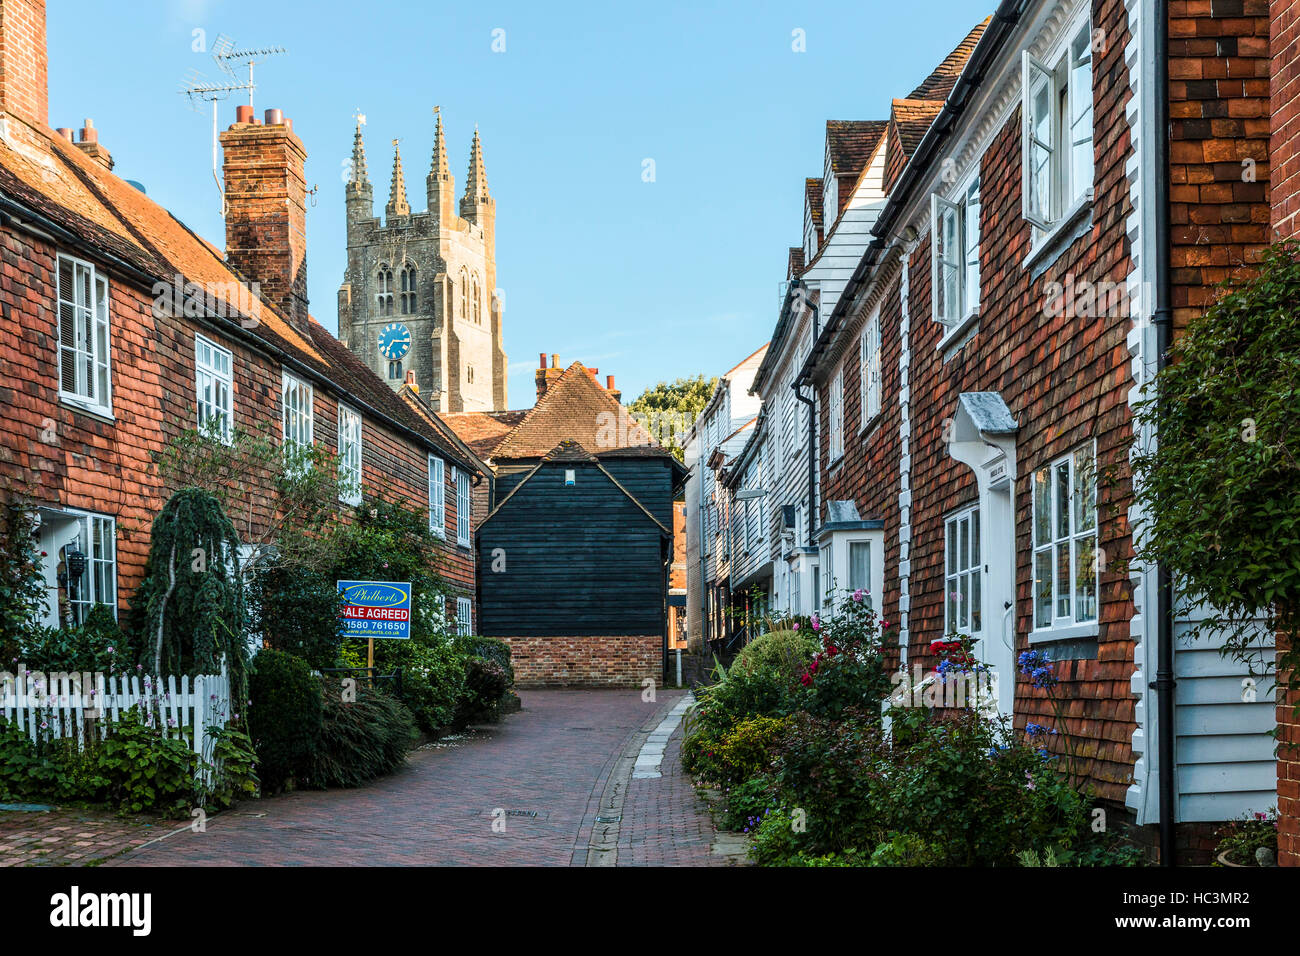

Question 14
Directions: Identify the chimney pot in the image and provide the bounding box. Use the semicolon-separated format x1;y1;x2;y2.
606;375;615;390
55;127;73;141
78;123;97;143
235;104;254;124
404;369;419;393
539;352;547;369
264;108;283;126
550;353;559;368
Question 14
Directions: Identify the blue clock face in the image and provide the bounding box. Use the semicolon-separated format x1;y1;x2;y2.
378;323;411;361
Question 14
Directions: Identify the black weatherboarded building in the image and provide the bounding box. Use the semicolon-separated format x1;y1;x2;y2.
445;362;686;686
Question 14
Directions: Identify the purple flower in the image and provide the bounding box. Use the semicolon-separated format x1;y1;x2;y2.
852;589;864;603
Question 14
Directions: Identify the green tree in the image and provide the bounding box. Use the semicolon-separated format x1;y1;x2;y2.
0;492;48;659
628;374;718;462
131;489;249;700
1133;241;1300;700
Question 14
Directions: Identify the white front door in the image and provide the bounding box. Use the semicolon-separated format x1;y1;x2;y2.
980;459;1016;715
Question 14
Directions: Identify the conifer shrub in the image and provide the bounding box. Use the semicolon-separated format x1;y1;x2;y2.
248;649;322;793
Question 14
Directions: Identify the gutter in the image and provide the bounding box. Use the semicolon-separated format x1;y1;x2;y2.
1150;0;1177;867
791;281;820;547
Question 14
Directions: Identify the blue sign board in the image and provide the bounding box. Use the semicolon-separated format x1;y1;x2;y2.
337;580;412;641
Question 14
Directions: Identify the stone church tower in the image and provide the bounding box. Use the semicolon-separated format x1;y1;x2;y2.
338;110;507;411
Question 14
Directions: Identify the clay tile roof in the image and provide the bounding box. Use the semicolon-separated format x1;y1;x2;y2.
890;98;946;158
0;115;474;471
486;362;667;461
788;246;805;279
441;410;529;459
805;177;824;228
908;20;989;102
825;120;889;178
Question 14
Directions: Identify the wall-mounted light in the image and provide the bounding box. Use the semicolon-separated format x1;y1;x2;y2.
564;469;576;486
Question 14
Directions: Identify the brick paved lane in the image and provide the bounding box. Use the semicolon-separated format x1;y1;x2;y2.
108;688;718;867
617;724;725;866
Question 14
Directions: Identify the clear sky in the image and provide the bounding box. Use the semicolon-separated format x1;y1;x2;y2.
49;0;991;406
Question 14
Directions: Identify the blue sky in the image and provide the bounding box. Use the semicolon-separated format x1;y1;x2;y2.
49;0;991;405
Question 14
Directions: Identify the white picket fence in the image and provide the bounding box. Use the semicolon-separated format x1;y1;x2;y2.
0;661;232;786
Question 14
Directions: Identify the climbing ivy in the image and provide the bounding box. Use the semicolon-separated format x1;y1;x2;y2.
1132;242;1300;701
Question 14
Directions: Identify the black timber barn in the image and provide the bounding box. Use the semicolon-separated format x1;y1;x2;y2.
445;362;686;686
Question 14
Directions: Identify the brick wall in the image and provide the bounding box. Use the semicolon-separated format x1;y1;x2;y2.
502;635;661;688
0;0;47;127
1169;0;1272;331
220;115;310;334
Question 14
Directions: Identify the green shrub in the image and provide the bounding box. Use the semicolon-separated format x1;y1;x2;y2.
307;688;415;788
458;656;510;724
721;774;779;832
248;649;322;793
868;832;945;867
693;660;794;737
1214;808;1279;866
205;724;259;809
20;605;125;673
0;718;42;800
96;709;198;817
453;635;515;687
394;640;467;734
748;806;808;866
711;715;789;786
251;565;343;669
733;630;818;677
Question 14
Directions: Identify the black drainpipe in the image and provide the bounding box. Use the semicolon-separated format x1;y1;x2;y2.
792;287;820;549
1151;0;1177;867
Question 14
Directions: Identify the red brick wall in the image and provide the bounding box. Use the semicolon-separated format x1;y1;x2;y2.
220;118;310;333
0;225;474;626
503;635;661;688
1169;0;1272;331
0;0;47;127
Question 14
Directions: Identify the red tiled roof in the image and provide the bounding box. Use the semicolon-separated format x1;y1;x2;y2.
891;98;946;159
440;410;528;459
805;177;824;229
908;20;988;101
0;114;475;471
826;120;888;178
476;362;668;462
788;246;805;279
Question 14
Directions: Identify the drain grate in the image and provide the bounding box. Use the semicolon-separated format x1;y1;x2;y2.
595;814;621;824
506;809;538;818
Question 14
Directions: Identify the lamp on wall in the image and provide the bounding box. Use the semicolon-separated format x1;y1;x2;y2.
564;469;576;486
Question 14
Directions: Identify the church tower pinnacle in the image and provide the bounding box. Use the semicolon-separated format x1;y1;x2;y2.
386;139;410;219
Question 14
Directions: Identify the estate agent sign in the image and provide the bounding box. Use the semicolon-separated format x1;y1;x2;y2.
337;580;413;641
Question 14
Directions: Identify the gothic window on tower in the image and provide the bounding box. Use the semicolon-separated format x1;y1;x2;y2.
400;262;417;314
467;365;474;384
459;269;468;319
472;276;481;324
376;264;394;315
389;359;403;380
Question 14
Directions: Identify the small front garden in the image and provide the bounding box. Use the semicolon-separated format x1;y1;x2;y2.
0;426;515;820
682;589;1142;866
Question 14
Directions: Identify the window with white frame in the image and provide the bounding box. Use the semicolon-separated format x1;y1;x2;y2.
1022;16;1095;231
195;334;233;442
281;372;314;470
931;177;981;327
945;506;981;637
860;309;882;426
428;455;446;537
456;596;472;636
828;367;844;463
456;466;472;547
61;512;116;625
848;540;872;609
57;254;111;413
1032;444;1098;632
337;405;363;506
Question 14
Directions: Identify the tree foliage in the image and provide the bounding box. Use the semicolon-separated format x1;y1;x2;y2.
628;374;718;462
131;488;249;700
0;493;47;659
1133;242;1300;693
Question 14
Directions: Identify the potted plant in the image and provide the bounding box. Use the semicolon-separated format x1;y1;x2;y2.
1213;809;1278;867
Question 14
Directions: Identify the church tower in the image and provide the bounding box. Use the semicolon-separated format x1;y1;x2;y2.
338;109;508;412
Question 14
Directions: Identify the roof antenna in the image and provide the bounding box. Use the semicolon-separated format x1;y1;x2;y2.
179;34;288;217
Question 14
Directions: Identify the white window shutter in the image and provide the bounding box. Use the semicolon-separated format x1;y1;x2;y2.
1021;50;1057;230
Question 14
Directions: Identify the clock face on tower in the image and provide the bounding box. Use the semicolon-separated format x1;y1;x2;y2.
378;323;412;361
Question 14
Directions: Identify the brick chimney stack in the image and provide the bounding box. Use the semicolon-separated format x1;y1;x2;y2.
221;106;310;334
0;0;49;128
535;352;565;402
73;118;112;170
